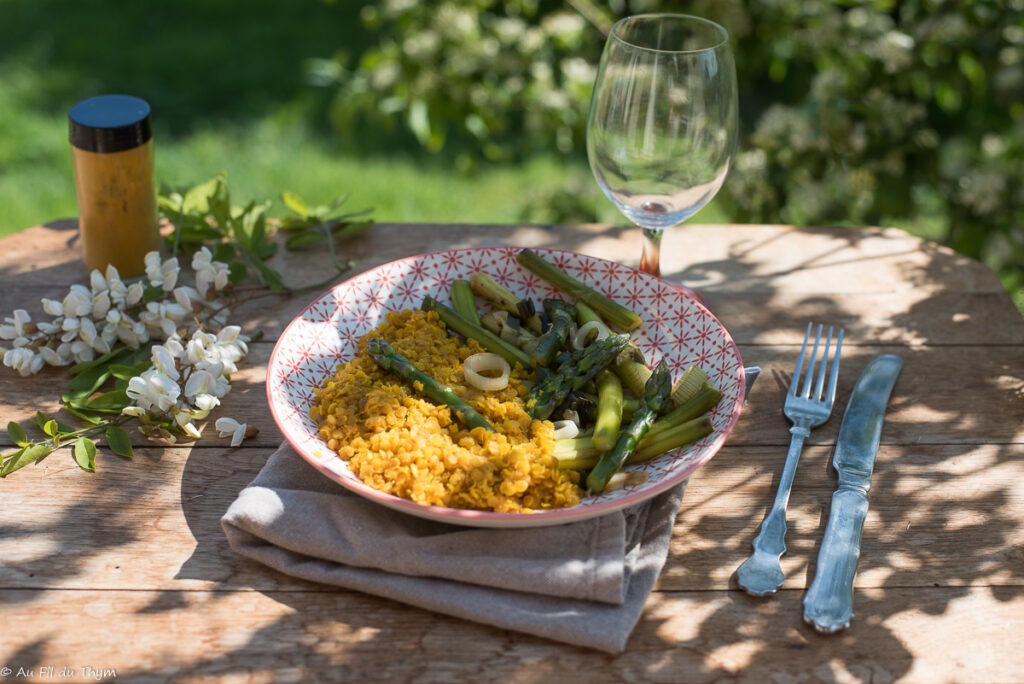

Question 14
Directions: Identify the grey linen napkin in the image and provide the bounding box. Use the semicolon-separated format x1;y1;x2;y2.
221;442;686;653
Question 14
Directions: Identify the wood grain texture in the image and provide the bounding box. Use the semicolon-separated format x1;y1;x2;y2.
0;221;1021;683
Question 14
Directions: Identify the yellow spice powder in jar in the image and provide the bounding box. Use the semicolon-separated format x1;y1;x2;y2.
69;95;161;278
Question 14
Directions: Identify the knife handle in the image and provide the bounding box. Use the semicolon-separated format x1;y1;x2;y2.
802;485;868;634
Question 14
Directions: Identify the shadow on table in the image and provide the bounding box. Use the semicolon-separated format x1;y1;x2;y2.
5;222;1019;681
167;225;1023;680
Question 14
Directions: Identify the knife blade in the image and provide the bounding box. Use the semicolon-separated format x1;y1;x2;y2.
802;353;903;634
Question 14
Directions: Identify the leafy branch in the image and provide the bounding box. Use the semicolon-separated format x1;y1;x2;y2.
1;174;373;477
159;173;374;292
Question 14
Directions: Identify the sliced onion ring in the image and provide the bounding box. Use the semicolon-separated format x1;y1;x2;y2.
463;353;511;392
552;420;580;439
573;319;611;349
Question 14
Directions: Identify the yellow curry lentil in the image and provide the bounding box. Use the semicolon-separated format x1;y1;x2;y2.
310;309;581;513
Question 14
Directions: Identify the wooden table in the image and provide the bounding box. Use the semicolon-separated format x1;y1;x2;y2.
1;220;1021;683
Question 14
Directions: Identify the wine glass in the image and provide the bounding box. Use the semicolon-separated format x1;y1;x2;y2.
586;14;738;293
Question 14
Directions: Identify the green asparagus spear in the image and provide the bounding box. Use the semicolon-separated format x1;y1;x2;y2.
611;341;652;396
555;414;713;470
422;296;532;369
591;370;624;452
451;279;480;326
516;249;643;331
645;383;722;442
669;365;709;406
365;337;495;432
586;361;671;493
530;299;576;368
469;271;543;333
574;300;603;326
526;333;630;420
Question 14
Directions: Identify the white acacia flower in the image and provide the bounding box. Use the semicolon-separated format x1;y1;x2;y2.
145;252;180;292
140;301;188;338
3;347;43;376
192;247;231;297
112;317;148;348
173;411;202;439
91;290;112;320
77;317;99;347
173;286;200;312
89;269;109;294
215;417;248;447
151;344;180;380
126;368;181;413
184;365;230;400
61;317;81;343
69;339;96;364
0;309;32;339
41;298;64;317
38;345;65;366
184;328;248;373
36;321;61;335
126;281;145;307
192;393;220;412
62;285;93;318
74;317;110;356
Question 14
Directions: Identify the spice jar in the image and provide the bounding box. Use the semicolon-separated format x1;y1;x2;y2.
69;94;161;278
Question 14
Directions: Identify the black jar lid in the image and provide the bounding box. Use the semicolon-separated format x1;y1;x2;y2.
69;94;152;153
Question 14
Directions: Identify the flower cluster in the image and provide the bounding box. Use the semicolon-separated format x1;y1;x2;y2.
0;247;252;447
122;324;249;442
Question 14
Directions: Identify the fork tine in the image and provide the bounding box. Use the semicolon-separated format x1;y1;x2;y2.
789;322;813;396
799;323;823;399
812;326;834;400
825;328;844;407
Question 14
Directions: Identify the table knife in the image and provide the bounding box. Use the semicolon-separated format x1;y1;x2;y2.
802;354;903;634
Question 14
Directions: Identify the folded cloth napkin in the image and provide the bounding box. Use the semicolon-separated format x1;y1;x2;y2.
221;442;686;653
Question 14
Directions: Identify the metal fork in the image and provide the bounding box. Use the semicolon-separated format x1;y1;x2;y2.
736;322;843;596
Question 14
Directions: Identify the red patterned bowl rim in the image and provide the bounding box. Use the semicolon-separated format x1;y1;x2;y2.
267;246;745;528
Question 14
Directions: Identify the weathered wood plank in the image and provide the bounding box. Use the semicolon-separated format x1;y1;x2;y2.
0;586;1018;683
4;221;1016;300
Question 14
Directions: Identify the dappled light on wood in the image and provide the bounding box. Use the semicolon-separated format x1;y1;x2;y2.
0;221;1020;681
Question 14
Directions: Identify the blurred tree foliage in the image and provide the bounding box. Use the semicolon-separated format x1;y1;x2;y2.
312;0;1023;303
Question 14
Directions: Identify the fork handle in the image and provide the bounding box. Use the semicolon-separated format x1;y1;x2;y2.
751;426;809;555
803;485;868;633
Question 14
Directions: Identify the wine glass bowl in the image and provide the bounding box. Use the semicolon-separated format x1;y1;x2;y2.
586;14;738;282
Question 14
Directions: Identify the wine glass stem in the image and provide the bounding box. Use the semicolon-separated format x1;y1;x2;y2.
639;227;663;278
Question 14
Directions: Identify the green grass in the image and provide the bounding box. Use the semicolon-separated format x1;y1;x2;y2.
0;0;649;236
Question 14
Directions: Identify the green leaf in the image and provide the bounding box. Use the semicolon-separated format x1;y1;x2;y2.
181;174;226;215
254;260;287;291
41;419;60;438
66;365;112;395
6;421;28;446
228;262;249;286
61;404;105;426
108;364;146;382
69;344;136;377
84;389;131;413
32;410;74;435
73;437;97;472
106;426;135;460
281;190;310;218
1;444;52;477
211;243;236;264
